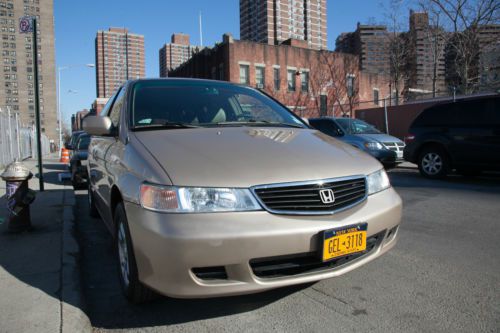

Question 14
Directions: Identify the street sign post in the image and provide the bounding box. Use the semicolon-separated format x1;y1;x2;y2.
19;16;44;191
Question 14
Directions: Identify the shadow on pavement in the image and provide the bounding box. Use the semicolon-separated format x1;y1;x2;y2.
389;168;500;194
74;192;312;329
0;161;81;331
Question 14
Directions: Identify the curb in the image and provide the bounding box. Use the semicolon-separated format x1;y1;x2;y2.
61;184;92;333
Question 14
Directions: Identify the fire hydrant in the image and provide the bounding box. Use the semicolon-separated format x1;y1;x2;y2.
1;160;36;233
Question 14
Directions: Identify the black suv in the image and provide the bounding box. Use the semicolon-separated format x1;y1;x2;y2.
404;95;500;178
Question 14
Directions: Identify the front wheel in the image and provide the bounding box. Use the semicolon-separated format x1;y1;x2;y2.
418;147;450;179
114;203;155;303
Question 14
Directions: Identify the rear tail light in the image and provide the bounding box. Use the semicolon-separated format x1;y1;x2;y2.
404;134;415;144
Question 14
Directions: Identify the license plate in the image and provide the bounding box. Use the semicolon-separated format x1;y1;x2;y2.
322;223;367;261
397;151;403;158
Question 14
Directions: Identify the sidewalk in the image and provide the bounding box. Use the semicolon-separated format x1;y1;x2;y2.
0;156;90;333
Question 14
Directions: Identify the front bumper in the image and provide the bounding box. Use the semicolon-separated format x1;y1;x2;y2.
124;187;402;298
368;149;398;165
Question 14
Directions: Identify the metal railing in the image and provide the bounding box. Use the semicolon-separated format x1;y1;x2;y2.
0;107;51;168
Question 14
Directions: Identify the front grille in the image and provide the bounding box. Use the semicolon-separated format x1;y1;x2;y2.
253;176;366;214
250;231;384;278
383;142;405;151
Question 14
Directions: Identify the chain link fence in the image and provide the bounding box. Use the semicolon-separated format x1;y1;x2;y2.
0;107;51;168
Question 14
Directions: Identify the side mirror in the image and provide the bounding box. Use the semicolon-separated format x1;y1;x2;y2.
336;128;345;137
65;143;73;150
82;116;113;136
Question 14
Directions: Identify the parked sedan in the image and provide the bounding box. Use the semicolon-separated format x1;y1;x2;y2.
83;78;402;302
309;117;405;168
70;133;90;188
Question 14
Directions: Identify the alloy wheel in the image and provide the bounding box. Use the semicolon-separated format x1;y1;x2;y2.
421;152;443;175
117;222;130;287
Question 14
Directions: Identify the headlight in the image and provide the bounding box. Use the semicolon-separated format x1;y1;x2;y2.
364;141;384;150
366;169;390;195
140;184;262;213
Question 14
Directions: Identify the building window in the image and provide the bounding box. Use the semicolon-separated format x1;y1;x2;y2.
300;71;309;92
287;69;296;92
373;88;379;105
239;64;249;85
347;74;355;97
255;66;265;88
273;68;280;90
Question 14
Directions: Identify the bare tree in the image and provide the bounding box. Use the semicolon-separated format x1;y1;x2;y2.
320;52;360;117
384;0;410;105
421;0;500;93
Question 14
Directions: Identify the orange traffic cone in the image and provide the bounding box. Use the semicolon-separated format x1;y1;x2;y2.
60;148;70;164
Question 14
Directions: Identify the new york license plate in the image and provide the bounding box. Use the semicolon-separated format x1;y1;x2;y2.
322;223;367;261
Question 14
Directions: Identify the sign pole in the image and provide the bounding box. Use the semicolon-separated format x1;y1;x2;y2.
32;17;44;191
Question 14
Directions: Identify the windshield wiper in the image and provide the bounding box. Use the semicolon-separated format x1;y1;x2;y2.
203;120;305;128
132;121;200;131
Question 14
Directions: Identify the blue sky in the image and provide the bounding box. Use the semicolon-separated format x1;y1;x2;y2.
55;0;405;125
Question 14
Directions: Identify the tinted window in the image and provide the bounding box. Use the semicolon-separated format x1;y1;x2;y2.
335;118;381;134
77;136;90;150
131;81;305;128
413;104;451;127
309;119;342;137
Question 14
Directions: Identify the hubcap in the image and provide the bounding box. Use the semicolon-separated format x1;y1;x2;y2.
422;152;443;175
117;222;130;287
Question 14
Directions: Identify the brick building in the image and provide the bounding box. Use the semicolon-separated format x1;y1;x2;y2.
0;0;57;141
240;0;327;50
95;28;145;98
159;33;199;77
169;34;391;117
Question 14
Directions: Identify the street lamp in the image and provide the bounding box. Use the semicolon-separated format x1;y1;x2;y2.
57;63;94;156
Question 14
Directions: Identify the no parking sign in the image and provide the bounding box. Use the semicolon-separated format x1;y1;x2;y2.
19;16;33;33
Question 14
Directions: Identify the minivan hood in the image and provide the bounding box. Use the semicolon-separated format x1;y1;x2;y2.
133;127;381;187
356;133;403;143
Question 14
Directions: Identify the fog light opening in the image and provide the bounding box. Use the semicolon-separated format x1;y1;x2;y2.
386;226;398;242
192;266;228;280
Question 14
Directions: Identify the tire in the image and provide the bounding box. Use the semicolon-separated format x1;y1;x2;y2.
114;203;155;303
88;182;99;218
418;146;450;179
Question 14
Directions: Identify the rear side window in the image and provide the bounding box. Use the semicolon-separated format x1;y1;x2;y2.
310;119;342;137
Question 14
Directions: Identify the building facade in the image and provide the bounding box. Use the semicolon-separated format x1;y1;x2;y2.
0;0;57;141
159;33;198;77
95;27;145;98
240;0;327;50
335;23;390;75
170;34;391;117
406;11;446;94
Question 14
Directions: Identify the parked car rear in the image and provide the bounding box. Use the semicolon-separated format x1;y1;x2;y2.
403;95;500;178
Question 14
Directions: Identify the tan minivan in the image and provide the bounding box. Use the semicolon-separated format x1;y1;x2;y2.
83;79;402;302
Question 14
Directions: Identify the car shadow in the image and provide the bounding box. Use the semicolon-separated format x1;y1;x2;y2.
389;168;500;194
74;191;313;329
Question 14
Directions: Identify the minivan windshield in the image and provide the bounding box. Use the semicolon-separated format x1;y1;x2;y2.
336;118;382;134
130;80;306;129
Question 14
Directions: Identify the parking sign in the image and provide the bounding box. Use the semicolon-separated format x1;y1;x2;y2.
19;16;33;33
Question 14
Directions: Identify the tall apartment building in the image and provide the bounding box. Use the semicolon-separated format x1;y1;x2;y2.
407;11;446;93
335;24;390;75
159;33;198;77
0;0;57;141
95;28;145;98
240;0;327;50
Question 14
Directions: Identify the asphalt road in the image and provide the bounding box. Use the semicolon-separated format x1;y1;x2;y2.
75;168;500;332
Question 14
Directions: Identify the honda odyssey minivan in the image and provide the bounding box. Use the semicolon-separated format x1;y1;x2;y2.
83;78;402;302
